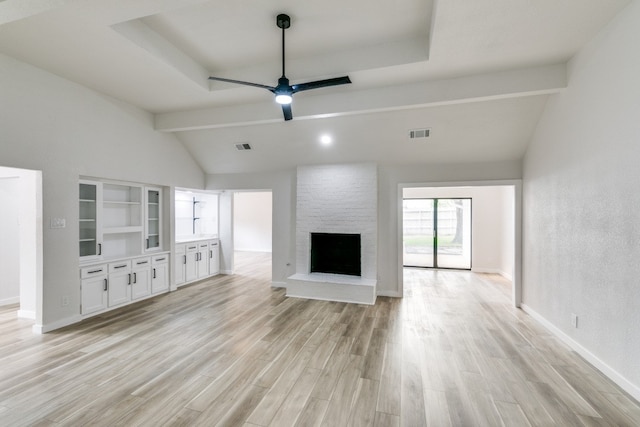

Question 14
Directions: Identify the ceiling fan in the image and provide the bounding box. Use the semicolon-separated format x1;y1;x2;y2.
208;13;352;121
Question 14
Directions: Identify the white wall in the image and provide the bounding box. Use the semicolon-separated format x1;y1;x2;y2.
522;0;640;399
208;160;522;293
403;185;515;278
234;192;272;252
0;52;204;331
0;177;20;305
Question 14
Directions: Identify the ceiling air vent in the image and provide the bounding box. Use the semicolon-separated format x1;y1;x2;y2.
409;128;431;139
235;143;252;151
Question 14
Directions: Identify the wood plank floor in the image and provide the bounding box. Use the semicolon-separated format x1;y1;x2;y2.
1;252;639;426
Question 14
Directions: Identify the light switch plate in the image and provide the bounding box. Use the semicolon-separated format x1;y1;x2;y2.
50;218;66;229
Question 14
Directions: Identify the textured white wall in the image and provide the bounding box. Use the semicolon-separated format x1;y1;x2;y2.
296;164;377;280
234;192;272;252
0;52;205;330
523;1;640;397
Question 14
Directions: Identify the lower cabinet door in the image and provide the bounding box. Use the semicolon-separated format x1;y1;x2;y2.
81;275;107;315
185;251;198;282
209;244;220;275
108;271;131;306
131;267;151;300
152;263;169;294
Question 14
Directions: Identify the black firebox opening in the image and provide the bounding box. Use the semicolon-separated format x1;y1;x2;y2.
310;232;361;276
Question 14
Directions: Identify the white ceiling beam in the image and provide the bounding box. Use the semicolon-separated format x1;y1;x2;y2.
112;19;210;90
155;64;566;132
0;0;86;25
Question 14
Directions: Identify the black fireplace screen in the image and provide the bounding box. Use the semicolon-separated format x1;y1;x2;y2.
310;232;361;276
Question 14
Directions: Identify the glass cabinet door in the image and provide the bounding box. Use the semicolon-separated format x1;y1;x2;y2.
146;188;161;250
79;182;99;257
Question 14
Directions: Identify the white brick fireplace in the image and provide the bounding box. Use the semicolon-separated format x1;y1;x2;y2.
287;163;377;304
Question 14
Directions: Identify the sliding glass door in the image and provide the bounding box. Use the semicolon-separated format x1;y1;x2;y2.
403;198;472;269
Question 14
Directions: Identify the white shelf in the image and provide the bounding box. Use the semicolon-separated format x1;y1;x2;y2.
80;199;96;203
79;238;96;242
103;200;141;205
103;226;143;234
79;219;95;222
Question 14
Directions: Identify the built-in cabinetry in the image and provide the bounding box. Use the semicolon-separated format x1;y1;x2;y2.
79;178;168;318
80;252;170;315
174;238;220;287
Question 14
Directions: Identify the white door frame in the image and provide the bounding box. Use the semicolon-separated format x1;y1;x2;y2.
397;179;522;307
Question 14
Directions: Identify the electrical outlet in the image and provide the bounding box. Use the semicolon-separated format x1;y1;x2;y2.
61;296;69;307
50;218;66;229
571;313;578;328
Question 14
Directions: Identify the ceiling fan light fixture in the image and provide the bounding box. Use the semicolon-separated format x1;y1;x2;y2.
275;92;292;105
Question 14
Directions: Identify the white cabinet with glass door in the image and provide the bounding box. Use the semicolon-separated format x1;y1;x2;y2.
145;187;162;252
79;181;102;260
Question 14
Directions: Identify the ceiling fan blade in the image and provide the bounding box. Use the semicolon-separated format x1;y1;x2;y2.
281;104;293;121
209;76;275;92
291;76;352;93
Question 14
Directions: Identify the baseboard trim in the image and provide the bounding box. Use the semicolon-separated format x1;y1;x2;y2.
0;296;20;306
521;303;640;402
17;309;36;320
221;270;233;275
271;281;287;288
472;267;513;281
33;315;83;334
377;290;401;298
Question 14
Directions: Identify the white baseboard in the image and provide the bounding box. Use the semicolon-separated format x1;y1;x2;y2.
472;267;513;281
17;309;36;319
33;314;83;334
0;296;20;306
221;270;233;275
377;290;401;298
271;281;287;288
521;304;640;402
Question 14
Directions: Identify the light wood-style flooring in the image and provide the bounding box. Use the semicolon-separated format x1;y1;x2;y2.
1;252;639;426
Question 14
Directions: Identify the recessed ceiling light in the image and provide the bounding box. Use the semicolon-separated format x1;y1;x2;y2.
320;134;332;146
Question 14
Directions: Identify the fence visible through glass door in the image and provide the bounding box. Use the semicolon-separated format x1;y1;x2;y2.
403;198;471;269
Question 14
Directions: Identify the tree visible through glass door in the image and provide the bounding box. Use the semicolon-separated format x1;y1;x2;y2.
403;198;471;269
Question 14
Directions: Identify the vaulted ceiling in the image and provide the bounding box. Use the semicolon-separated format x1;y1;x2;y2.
0;0;630;173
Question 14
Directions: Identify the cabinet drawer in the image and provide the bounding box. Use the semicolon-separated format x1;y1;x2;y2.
175;244;186;254
152;254;169;265
198;242;208;250
108;260;132;273
132;257;151;268
81;264;107;279
186;244;198;252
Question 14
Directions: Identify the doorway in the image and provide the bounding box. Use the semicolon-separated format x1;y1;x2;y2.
0;166;42;321
403;198;472;269
398;182;522;307
232;191;272;279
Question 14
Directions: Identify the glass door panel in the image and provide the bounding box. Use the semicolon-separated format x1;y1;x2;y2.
402;199;434;268
79;182;98;257
436;199;471;269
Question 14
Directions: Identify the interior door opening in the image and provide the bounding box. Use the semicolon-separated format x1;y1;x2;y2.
403;198;472;270
232;191;273;279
